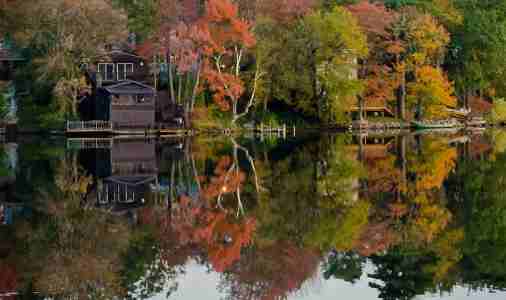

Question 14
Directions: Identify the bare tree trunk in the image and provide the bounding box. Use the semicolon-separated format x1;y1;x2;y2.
153;54;158;91
167;52;175;103
232;67;262;125
400;71;406;120
177;73;182;104
190;58;201;112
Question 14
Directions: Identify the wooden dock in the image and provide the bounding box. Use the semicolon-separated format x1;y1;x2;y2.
256;123;295;140
65;120;191;136
66;120;113;134
66;138;114;149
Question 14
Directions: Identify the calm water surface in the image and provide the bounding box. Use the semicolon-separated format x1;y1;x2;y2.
0;130;505;299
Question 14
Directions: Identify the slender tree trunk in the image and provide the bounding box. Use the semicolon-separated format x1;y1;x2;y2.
177;73;182;104
167;51;175;103
153;54;158;91
190;58;201;112
398;70;406;120
311;48;319;118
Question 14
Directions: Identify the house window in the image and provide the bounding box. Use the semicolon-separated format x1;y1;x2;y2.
98;63;115;81
136;95;150;104
117;63;134;81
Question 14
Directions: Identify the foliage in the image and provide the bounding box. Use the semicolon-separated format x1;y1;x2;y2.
490;98;506;124
407;65;456;118
256;6;367;123
0;89;9;121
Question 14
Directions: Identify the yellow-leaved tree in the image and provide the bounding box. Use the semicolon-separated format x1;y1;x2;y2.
407;14;450;67
408;65;457;119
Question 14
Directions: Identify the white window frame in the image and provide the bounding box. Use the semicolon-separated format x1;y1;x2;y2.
116;63;134;81
98;63;115;81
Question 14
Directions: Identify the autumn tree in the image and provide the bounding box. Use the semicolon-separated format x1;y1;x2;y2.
383;10;452;119
257;6;367;123
253;0;316;112
200;0;257;126
347;0;398;120
407;65;456;119
3;0;127;118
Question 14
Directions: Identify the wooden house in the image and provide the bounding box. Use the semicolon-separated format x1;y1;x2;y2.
74;46;187;132
103;80;156;128
85;47;151;85
0;38;24;81
79;80;156;128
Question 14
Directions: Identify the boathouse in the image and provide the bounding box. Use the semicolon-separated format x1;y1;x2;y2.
77;80;156;129
103;80;156;128
71;45;187;134
0;37;24;81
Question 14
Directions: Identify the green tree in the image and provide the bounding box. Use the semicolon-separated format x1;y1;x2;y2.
257;6;367;124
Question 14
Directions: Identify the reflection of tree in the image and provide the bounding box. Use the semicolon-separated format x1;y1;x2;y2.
19;153;131;299
404;138;456;243
369;248;436;300
323;251;364;284
449;152;506;289
0;262;17;300
346;134;466;299
219;242;320;300
255;136;367;252
147;139;259;279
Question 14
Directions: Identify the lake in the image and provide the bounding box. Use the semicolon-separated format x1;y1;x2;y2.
0;130;505;300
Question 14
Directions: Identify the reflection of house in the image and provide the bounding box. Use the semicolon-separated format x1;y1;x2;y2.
348;134;396;161
111;139;158;175
79;139;159;214
97;175;157;214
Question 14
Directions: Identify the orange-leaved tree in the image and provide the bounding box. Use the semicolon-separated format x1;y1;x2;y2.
200;0;256;125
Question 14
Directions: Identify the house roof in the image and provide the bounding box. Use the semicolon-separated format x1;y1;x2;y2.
104;80;155;95
92;49;143;61
105;175;158;186
349;98;394;115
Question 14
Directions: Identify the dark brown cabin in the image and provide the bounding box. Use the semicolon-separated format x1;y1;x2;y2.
0;38;24;81
103;80;156;128
86;48;151;85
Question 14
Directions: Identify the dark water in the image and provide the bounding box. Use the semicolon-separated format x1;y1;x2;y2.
1;130;506;299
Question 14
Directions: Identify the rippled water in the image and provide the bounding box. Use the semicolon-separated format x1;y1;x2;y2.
1;130;506;299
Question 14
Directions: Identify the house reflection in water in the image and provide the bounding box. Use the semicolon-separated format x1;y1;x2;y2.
77;138;186;219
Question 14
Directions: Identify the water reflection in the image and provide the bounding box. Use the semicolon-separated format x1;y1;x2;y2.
0;131;504;299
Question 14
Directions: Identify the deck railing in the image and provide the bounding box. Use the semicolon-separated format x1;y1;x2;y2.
66;120;113;132
66;138;114;149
